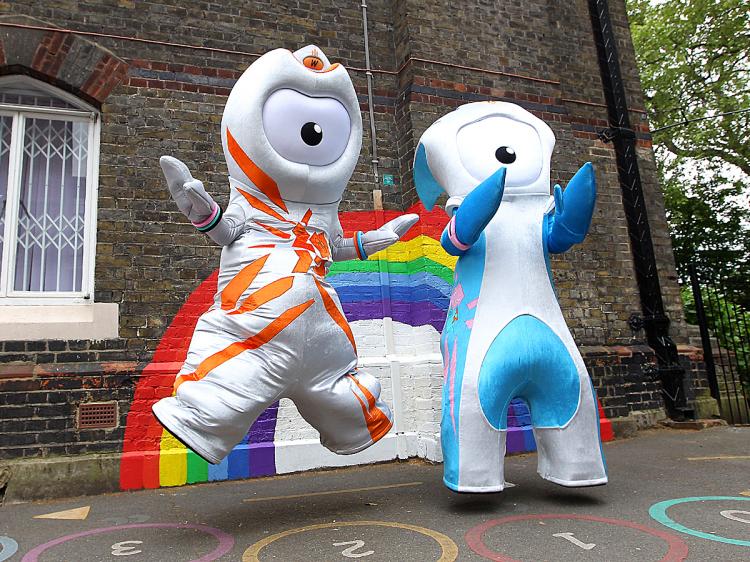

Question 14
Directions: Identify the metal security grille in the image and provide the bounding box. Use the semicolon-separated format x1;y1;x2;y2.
77;402;118;429
0;76;97;301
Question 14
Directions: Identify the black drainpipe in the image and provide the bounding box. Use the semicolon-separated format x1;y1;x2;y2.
588;0;694;420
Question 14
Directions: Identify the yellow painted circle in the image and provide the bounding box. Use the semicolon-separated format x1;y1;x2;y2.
242;520;459;562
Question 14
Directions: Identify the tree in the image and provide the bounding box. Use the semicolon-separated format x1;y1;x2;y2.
627;0;750;296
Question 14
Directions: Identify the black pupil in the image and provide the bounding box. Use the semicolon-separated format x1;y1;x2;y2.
301;122;323;146
495;146;516;164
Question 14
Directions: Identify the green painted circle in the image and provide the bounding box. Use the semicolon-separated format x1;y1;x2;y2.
649;496;750;547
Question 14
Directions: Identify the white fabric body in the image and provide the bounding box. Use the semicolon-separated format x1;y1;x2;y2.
153;46;395;464
456;195;607;491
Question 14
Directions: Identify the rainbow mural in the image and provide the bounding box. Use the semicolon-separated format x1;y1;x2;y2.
119;202;613;490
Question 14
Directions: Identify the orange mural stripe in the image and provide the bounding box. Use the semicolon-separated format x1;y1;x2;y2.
226;128;288;213
221;254;270;311
293;250;313;273
237;187;290;223
174;299;314;391
314;278;356;353
230;276;295;315
256;221;292;239
347;374;393;442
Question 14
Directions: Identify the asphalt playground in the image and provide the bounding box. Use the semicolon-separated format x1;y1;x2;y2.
0;426;748;561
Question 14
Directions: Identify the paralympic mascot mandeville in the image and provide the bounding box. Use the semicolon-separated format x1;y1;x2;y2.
152;46;418;464
414;101;607;492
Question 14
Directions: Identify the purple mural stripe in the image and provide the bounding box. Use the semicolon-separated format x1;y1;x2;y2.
250;441;276;477
342;300;447;332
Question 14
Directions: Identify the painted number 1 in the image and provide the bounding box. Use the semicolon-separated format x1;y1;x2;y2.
111;541;144;556
333;540;375;558
553;532;596;550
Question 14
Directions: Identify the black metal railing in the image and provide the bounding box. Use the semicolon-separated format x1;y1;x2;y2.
688;264;750;424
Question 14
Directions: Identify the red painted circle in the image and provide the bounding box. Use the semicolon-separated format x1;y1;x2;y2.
465;513;689;562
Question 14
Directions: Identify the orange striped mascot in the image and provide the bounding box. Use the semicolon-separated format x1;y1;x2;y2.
152;45;418;464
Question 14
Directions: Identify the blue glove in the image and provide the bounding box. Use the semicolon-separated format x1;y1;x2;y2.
547;162;597;254
441;167;506;255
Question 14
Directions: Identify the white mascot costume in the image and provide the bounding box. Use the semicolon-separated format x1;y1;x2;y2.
414;101;608;492
152;46;418;464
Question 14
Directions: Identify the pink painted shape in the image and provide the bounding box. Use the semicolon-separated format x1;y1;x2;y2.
465;319;474;329
21;523;234;562
467;298;479;310
450;283;465;310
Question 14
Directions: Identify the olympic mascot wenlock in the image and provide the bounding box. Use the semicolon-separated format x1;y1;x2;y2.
152;46;418;464
414;101;607;492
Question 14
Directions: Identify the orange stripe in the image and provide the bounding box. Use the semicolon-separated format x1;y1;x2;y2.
221;254;269;311
292;250;313;273
237;187;290;223
229;276;294;315
347;374;393;442
300;208;313;225
226;128;288;213
314;278;356;352
174;299;314;391
255;221;292;239
310;232;331;260
247;244;276;249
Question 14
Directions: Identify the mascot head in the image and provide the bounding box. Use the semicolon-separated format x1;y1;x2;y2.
414;101;555;213
221;45;362;206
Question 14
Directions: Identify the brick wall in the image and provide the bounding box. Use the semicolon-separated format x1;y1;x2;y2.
0;0;699;464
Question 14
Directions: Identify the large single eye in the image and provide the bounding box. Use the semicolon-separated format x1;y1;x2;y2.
456;116;543;187
263;89;351;166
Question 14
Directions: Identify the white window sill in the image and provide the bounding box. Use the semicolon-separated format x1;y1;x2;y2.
0;302;119;341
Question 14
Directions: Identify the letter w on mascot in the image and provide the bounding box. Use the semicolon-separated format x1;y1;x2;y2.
153;46;418;464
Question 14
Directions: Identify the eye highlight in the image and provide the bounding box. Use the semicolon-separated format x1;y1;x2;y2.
263;89;351;166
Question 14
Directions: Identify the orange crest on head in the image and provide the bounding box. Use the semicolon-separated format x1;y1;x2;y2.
303;55;324;70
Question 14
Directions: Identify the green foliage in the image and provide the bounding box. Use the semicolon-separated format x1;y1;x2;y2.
628;0;750;175
682;284;750;391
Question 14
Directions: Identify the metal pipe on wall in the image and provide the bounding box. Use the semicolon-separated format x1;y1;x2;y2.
361;0;380;182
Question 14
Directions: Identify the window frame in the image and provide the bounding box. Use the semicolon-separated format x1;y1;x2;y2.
0;76;101;305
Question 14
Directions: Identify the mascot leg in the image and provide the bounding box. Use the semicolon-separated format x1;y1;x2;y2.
292;369;393;455
152;313;287;464
533;376;608;487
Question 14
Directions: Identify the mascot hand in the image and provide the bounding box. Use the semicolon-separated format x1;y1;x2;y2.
547;162;596;254
453;166;506;247
160;156;216;224
361;213;419;255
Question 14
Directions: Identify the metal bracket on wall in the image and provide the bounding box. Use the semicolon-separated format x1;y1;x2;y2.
588;0;693;420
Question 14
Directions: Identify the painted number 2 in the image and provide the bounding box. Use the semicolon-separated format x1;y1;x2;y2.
111;540;144;556
333;540;375;558
553;532;596;550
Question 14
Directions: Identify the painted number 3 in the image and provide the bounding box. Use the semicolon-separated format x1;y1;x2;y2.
333;540;375;558
111;540;144;556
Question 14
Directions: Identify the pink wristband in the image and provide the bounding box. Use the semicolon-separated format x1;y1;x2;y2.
447;216;471;251
192;203;219;228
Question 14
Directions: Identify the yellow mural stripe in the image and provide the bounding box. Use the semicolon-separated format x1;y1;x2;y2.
369;235;457;270
159;428;187;487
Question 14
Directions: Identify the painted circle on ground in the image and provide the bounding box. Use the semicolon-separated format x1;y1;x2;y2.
649;496;750;547
20;523;234;562
465;514;689;562
0;537;19;562
242;520;459;561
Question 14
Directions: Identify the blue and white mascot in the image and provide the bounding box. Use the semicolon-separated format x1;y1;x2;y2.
414;101;608;492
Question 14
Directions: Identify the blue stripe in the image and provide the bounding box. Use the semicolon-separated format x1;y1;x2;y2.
329;272;452;297
334;284;449;304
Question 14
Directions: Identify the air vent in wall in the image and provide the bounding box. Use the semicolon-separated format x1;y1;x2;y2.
77;402;118;429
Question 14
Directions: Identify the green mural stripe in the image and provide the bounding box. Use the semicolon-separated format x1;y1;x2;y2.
329;256;453;284
186;450;209;484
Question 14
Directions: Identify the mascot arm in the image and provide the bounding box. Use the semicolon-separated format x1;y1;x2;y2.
440;166;506;256
546;162;596;254
160;155;245;247
331;214;419;261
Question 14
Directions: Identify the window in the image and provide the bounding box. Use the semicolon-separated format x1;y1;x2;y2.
0;76;100;303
